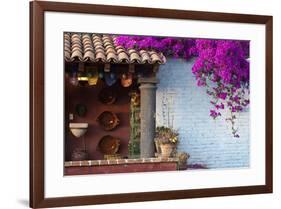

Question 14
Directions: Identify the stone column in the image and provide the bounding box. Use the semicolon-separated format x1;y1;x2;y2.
138;77;158;158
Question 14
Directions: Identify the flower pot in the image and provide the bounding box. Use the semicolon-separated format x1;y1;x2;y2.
176;152;190;170
160;143;176;158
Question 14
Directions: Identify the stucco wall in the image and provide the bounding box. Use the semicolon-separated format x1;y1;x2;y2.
65;74;131;161
156;58;250;169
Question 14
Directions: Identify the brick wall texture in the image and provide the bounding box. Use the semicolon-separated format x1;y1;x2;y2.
156;58;250;169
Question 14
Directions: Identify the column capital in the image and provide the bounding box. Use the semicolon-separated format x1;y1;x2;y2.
138;77;158;84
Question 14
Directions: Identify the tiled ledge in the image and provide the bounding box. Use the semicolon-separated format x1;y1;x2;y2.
65;157;179;167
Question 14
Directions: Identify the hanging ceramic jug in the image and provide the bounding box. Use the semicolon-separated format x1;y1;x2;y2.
104;72;117;86
86;67;99;86
77;71;89;86
121;72;133;87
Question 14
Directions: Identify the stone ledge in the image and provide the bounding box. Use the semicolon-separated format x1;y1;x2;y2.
65;157;179;167
64;161;179;175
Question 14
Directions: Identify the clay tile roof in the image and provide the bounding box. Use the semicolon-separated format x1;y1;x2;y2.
64;33;166;64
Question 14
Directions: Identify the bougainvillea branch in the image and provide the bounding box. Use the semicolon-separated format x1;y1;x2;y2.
115;36;250;137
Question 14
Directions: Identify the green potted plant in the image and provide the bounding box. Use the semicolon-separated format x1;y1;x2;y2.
154;126;179;158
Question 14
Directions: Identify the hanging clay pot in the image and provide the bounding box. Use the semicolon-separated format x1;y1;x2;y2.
77;72;89;86
86;66;99;86
121;72;133;87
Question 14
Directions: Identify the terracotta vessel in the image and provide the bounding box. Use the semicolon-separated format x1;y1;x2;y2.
160;143;176;158
98;135;120;155
96;111;120;131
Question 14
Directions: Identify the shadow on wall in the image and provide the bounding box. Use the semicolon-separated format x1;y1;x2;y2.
188;163;208;169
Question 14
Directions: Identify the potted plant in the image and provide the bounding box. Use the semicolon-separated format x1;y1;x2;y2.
154;126;179;158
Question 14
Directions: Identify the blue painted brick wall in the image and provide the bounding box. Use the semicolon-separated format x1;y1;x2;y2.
156;58;250;169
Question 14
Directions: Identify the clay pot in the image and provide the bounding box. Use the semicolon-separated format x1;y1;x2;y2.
71;149;88;161
121;73;133;87
77;75;89;86
176;152;190;170
96;111;120;131
98;135;120;155
160;143;176;158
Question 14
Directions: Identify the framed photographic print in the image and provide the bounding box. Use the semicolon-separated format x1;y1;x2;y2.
30;1;273;208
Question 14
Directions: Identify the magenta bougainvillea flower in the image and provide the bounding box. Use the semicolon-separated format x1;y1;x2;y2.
115;35;250;137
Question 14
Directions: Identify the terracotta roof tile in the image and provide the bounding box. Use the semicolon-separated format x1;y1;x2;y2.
64;33;166;64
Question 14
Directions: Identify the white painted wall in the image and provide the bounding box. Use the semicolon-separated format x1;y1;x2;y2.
156;58;250;169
